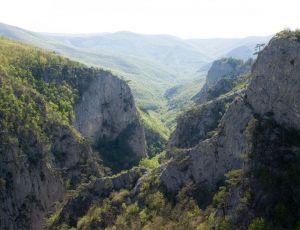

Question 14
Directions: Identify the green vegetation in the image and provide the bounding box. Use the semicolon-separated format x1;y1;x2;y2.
60;150;298;230
0;178;6;190
96;123;141;173
0;23;212;129
138;108;170;156
53;168;250;230
162;77;206;129
0;36;109;125
0;37;108;182
138;108;169;141
247;117;300;229
0;36;105;128
0;37;152;176
276;29;300;41
139;151;166;169
3;24;297;230
248;218;267;230
0;37;76;159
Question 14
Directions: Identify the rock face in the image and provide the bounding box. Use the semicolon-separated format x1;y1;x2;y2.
168;58;253;154
161;37;300;192
162;98;252;191
0;147;64;230
75;73;146;158
0;122;103;230
168;96;233;151
193;58;252;103
247;38;300;129
74;72;146;170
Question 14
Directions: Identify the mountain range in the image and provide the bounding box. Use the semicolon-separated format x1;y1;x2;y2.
0;22;271;121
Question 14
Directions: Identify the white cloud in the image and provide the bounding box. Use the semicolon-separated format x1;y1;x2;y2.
0;0;299;38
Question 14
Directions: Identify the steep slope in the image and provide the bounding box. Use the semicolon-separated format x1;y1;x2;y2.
163;33;300;189
49;32;300;229
0;38;145;229
160;32;300;228
168;69;252;153
138;108;170;157
193;57;253;103
162;77;206;129
74;72;146;171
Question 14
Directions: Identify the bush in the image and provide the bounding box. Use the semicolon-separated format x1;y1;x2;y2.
276;29;300;41
248;218;267;230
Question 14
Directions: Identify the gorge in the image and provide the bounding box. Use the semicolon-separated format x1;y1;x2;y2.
0;24;299;230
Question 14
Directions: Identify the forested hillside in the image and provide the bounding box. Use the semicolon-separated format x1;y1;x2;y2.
0;37;146;229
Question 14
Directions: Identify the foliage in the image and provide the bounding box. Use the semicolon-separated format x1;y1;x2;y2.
276;29;300;41
0;37;106;184
0;178;6;190
138;108;169;141
247;117;300;229
96;123;141;173
138;108;170;156
248;218;267;230
139;151;166;169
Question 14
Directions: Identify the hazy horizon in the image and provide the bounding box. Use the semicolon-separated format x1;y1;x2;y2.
1;21;274;40
1;0;299;39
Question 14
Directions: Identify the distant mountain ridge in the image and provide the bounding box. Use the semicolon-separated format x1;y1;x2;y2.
0;22;271;78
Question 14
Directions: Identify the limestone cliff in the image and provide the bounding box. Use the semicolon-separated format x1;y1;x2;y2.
193;57;253;103
0;122;103;230
161;36;300;194
74;72;146;171
168;94;238;152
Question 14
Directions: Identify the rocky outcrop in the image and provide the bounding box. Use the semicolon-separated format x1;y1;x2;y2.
246;38;300;129
168;95;233;151
0;122;104;230
75;73;145;155
162;97;253;191
193;58;252;103
167;61;252;158
75;72;146;170
161;36;300;193
168;58;253;155
0;144;64;230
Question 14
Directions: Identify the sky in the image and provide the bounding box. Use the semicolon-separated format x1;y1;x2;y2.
1;0;300;38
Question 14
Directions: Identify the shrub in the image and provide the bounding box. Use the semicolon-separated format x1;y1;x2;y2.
276;29;300;41
248;218;267;230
